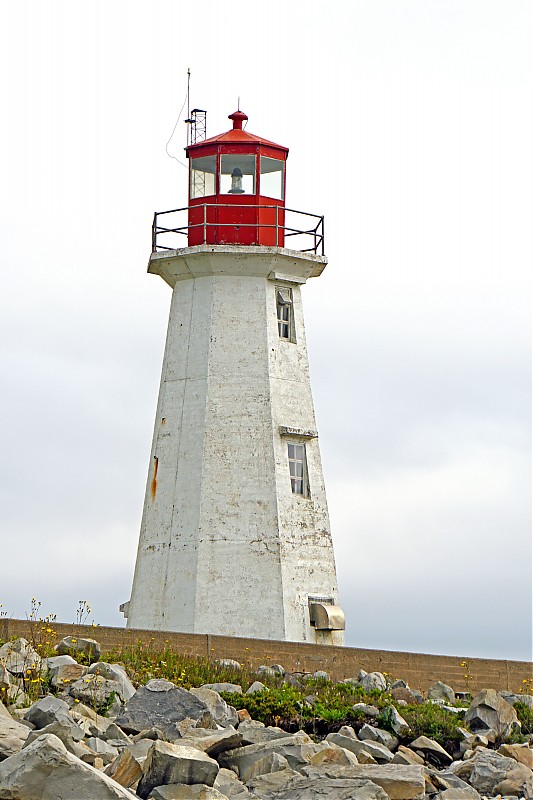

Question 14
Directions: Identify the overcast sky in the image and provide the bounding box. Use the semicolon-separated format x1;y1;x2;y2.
1;1;531;662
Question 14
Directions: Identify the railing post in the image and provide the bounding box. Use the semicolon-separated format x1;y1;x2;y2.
276;205;279;246
152;212;157;252
203;204;207;244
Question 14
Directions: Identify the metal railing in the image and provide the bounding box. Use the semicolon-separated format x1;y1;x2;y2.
151;204;325;255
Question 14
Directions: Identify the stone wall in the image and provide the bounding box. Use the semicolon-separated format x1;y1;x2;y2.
1;618;530;693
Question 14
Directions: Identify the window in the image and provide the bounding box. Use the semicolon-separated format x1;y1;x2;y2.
190;156;216;198
288;442;309;496
277;287;294;341
260;157;284;199
220;154;256;194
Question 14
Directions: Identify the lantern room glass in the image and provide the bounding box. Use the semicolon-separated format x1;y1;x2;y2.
220;155;256;194
260;157;284;200
190;156;216;198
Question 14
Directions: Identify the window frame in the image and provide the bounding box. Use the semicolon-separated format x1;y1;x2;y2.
287;441;310;498
276;286;295;343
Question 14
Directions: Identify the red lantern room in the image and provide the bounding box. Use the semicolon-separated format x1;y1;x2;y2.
186;110;288;247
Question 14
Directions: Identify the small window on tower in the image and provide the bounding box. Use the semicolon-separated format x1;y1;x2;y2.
288;442;309;497
277;287;295;341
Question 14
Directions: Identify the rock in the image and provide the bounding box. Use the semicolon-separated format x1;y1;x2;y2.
71;704;112;737
0;638;42;676
177;726;243;757
85;737;120;765
451;746;533;797
391;687;420;705
358;723;398;751
391;679;408;689
313;670;330;680
0;733;138;798
214;766;251;797
358;670;368;681
189;687;238;728
88;663;137;701
429;681;455;704
325;732;362;759
459;733;489;755
346;738;394;764
47;654;87;688
68;673;124;707
105;749;142;787
136;741;219;799
23;694;73;729
148;786;229;800
409;735;453;766
256;666;277;679
201;683;243;695
392;745;425;766
238;720;287;746
237;709;251;722
215;659;241;670
246;681;267;695
464;688;521;739
220;731;328;773
310;743;359;767
0;701;11;719
55;635;101;661
353;703;380;718
115;680;213;739
498;741;533;768
23;717;86;758
385;705;411;736
434;790;481;799
0;714;29;760
302;764;426;800
238;750;290;782
103;722;133;744
282;673;305;690
360;672;387;692
338;725;357;739
248;766;390;799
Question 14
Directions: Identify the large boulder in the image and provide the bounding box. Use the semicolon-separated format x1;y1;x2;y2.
428;681;455;704
409;735;453;767
451;746;533;797
360;672;387;692
46;654;87;688
136;741;219;799
189;687;238;727
88;663;136;702
0;733;138;798
301;764;426;800
464;688;521;738
0;715;29;761
175;726;242;757
68;673;124;707
248;765;396;800
115;680;213;739
55;635;101;661
147;786;229;800
358;724;398;751
23;694;73;729
237;720;288;746
0;638;42;677
220;731;330;773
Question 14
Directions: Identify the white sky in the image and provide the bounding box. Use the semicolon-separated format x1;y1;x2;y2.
1;1;531;661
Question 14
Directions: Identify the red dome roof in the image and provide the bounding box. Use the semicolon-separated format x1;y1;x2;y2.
187;110;288;155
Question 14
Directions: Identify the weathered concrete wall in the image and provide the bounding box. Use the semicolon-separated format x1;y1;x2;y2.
127;246;343;644
3;618;530;694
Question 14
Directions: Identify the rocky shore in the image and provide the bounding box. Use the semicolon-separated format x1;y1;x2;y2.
0;636;532;799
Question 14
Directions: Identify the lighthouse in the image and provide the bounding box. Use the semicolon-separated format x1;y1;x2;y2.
124;109;345;645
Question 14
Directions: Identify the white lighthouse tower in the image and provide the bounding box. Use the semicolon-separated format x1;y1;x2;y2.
125;110;345;645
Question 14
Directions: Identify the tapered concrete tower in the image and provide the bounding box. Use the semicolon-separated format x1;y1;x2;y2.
124;110;345;645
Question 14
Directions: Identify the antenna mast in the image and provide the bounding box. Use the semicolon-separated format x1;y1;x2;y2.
185;69;207;145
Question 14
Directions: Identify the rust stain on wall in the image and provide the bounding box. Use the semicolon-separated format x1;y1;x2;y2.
150;456;159;502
